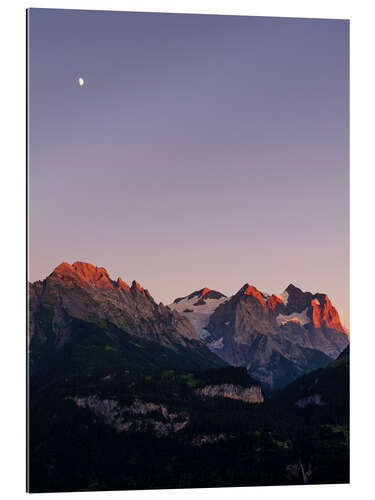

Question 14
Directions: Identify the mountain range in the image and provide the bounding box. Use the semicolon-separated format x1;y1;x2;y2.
28;261;349;492
29;261;348;390
29;261;226;377
169;282;348;389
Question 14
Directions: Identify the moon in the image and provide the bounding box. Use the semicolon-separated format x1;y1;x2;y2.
78;77;84;86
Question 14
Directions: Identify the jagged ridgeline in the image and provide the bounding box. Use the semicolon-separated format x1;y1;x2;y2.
28;262;349;492
28;261;226;378
170;282;348;390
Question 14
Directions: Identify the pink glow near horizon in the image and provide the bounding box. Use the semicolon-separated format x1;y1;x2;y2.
28;10;349;328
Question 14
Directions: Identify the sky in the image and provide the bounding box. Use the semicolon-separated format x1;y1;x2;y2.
28;9;349;327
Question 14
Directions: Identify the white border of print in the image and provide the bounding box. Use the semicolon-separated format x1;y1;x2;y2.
0;1;374;499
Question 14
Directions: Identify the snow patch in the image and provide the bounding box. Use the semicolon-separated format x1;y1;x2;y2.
169;296;228;339
275;291;289;305
280;291;289;305
277;308;310;326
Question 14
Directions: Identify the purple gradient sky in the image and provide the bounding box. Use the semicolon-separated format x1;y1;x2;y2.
28;9;349;327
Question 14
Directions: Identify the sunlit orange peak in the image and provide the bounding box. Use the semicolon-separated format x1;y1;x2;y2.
117;277;130;290
267;294;283;310
240;284;266;307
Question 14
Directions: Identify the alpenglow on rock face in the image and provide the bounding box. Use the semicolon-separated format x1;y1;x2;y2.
29;261;348;390
29;261;196;345
171;283;348;390
28;262;349;492
28;261;226;374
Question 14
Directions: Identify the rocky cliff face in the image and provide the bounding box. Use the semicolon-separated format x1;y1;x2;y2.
173;282;348;390
70;396;189;437
195;383;263;403
28;261;226;374
29;261;197;346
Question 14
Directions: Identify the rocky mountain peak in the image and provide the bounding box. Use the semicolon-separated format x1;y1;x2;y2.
71;261;113;288
49;261;143;296
131;280;151;298
310;295;346;334
267;294;284;310
49;261;112;289
192;288;227;305
285;283;302;294
203;281;348;388
173;288;226;305
284;283;312;312
116;277;130;290
237;283;266;307
51;261;77;279
32;263;349;392
30;261;211;355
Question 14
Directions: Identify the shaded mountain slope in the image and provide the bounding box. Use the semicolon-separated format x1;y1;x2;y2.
278;346;349;421
28;262;226;377
172;282;348;390
28;262;349;492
